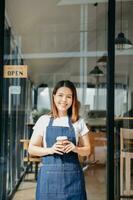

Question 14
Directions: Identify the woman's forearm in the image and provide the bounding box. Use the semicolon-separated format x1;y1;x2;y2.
28;144;52;157
28;144;90;157
74;146;90;156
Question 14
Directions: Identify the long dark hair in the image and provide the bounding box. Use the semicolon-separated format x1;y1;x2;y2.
50;80;79;123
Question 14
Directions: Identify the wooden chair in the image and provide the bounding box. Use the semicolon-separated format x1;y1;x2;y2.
20;139;41;180
79;131;107;167
120;128;133;196
88;131;107;163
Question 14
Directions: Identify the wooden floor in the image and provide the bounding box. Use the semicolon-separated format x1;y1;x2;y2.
13;164;106;200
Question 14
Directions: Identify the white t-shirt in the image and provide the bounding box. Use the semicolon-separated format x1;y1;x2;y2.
32;115;89;147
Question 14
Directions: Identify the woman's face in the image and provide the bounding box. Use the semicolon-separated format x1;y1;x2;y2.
54;87;73;116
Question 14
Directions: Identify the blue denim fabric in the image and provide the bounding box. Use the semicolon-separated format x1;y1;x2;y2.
36;117;87;200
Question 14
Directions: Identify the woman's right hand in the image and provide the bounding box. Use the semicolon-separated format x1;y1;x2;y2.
49;141;64;155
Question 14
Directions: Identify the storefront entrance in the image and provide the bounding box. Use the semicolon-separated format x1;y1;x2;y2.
1;0;133;199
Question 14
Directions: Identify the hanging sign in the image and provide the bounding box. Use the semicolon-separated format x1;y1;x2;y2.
4;65;28;78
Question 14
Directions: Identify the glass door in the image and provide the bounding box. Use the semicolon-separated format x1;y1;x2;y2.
114;1;133;199
0;0;116;199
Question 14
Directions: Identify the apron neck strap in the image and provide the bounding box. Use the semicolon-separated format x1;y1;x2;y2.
68;117;73;128
49;117;54;126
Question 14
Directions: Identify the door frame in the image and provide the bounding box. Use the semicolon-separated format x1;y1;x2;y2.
0;0;116;199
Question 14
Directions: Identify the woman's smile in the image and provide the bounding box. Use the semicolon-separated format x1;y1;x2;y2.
59;103;67;106
54;87;73;116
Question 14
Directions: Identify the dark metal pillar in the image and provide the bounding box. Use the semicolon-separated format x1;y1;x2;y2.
107;0;115;200
0;0;6;199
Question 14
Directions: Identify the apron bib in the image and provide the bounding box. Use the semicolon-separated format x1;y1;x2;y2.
36;117;87;200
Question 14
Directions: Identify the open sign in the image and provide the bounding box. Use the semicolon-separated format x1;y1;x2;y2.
4;65;28;78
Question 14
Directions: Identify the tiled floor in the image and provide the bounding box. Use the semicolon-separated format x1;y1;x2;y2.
13;164;106;200
85;165;106;200
13;173;36;200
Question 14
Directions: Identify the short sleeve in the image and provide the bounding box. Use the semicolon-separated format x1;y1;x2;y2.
32;116;45;137
31;115;50;147
78;118;89;137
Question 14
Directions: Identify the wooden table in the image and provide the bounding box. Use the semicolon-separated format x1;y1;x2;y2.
20;139;41;180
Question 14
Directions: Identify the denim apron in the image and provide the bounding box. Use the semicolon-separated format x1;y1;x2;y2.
36;117;87;200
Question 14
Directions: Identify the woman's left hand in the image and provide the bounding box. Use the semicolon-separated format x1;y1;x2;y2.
63;141;76;153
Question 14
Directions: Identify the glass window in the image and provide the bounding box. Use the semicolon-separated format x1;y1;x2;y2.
114;1;133;199
2;1;110;199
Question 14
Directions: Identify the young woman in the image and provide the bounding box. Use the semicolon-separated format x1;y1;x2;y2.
28;80;90;200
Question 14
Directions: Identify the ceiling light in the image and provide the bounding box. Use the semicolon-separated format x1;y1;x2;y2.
89;4;104;77
97;54;108;65
89;66;104;76
115;32;133;50
115;0;133;50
